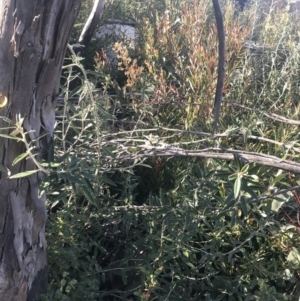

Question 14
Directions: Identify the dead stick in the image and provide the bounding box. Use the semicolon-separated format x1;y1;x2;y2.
212;0;225;134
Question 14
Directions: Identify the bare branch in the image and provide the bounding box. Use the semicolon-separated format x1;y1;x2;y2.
121;146;300;174
78;0;105;50
212;0;225;134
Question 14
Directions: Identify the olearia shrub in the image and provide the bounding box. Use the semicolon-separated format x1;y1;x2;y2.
41;0;300;300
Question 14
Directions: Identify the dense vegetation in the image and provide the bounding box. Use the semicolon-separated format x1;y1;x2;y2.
41;0;300;300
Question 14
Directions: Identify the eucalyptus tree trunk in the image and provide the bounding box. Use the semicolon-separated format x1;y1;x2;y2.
0;1;81;300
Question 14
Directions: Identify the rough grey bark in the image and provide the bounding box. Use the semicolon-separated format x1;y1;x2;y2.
0;1;81;300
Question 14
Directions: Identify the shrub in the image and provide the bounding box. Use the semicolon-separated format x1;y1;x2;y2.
41;0;300;300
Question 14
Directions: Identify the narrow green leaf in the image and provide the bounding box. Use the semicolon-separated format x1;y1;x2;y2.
69;156;80;169
50;200;60;209
12;152;28;165
234;176;241;199
271;172;286;185
121;269;127;285
230;210;236;228
56;153;69;163
233;154;242;171
60;173;84;185
9;170;38;179
82;186;96;206
242;184;257;199
241;164;249;174
228;173;237;181
101;176;116;187
240;196;248;217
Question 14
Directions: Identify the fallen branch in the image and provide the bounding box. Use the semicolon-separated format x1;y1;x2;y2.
96;126;300;153
121;146;300;174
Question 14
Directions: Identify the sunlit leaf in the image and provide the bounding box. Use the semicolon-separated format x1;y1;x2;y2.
9;170;38;178
234;176;241;199
287;247;300;266
241;164;249;174
271;199;284;212
12;152;28;165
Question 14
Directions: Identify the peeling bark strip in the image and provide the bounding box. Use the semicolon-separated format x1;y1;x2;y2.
212;0;225;134
0;1;81;300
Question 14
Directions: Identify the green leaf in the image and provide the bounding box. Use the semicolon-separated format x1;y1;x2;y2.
241;164;249;174
139;266;151;277
228;173;237;181
287;247;300;266
60;173;84;185
50;200;60;209
271;172;286;185
242;184;257;199
240;196;248;217
101;176;116;187
9;170;38;179
233;154;242;171
82;186;96;206
271;199;284;212
55;152;69;163
234;176;241;199
40;162;61;168
121;269;127;285
230;210;236;228
12;152;28;165
69;156;80;169
60;279;67;288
